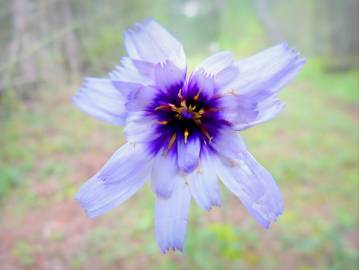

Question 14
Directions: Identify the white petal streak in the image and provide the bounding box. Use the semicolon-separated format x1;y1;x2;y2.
155;179;191;253
109;57;153;85
73;78;126;126
188;156;221;211
151;152;178;199
229;43;305;95
177;136;201;173
76;143;153;217
214;153;283;229
124;19;186;68
196;51;233;75
124;112;158;144
221;44;305;130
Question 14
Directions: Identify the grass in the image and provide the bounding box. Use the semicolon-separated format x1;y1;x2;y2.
0;61;358;269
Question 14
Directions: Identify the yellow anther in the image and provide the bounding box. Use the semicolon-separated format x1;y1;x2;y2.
155;104;170;111
193;89;201;101
228;89;236;96
205;107;220;113
188;104;196;112
158;120;168;125
198;124;212;142
164;132;177;155
178;88;184;101
180;100;186;108
184;128;189;144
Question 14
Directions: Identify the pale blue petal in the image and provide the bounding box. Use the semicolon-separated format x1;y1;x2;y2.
177;136;201;173
214;152;283;229
151;152;178;199
111;81;143;98
124;19;186;68
155;179;191;253
125;86;159;112
76;143;152;217
211;128;247;160
98;143;151;184
73;78;126;125
109;57;153;85
221;43;305;130
215;66;240;88
187;69;216;97
154;60;186;92
124;112;158;144
196;51;233;75
188;155;221;211
188;51;239;96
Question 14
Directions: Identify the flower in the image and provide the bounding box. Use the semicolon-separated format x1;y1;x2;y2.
73;18;305;253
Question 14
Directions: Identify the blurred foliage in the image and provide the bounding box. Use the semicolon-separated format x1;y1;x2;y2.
0;0;358;94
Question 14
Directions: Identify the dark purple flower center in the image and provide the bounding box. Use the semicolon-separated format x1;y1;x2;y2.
147;81;229;155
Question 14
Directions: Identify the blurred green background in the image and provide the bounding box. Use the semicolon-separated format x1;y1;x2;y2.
0;0;358;269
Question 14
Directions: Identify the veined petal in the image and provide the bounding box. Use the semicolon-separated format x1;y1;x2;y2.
229;43;304;93
214;152;283;229
211;128;247;160
151;152;178;199
222;43;305;130
155;179;191;253
98;143;151;184
124;19;186;69
154;60;186;92
188;155;221;211
126;86;159;112
187;51;239;97
124;112;158;144
73;78;127;125
76;143;152;217
109;57;154;85
177;135;201;173
196;51;233;75
111;81;143;98
215;66;240;89
186;69;216;97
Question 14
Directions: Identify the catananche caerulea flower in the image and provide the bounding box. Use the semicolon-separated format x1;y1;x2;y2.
73;19;305;253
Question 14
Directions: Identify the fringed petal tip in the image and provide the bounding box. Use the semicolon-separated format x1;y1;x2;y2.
75;192;98;219
124;18;186;69
74;144;152;219
160;245;184;254
72;78;127;126
281;41;307;65
259;206;284;229
75;184;103;219
155;180;190;255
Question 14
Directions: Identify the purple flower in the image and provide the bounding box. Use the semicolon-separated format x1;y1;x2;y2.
73;19;305;253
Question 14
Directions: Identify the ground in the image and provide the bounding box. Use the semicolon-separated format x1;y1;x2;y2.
0;63;358;270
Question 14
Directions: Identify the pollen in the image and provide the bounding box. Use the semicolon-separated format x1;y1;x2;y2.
166;132;177;153
178;88;184;101
193;89;201;101
184;128;189;144
158;120;169;125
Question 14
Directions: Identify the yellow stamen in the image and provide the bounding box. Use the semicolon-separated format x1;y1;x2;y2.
198;124;212;142
155;104;171;111
205;107;220;113
158;120;168;125
188;104;196;111
193;89;201;101
178;88;184;101
192;111;203;120
167;132;177;151
184;128;189;144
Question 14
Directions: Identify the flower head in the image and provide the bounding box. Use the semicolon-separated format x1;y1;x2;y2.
73;19;305;253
